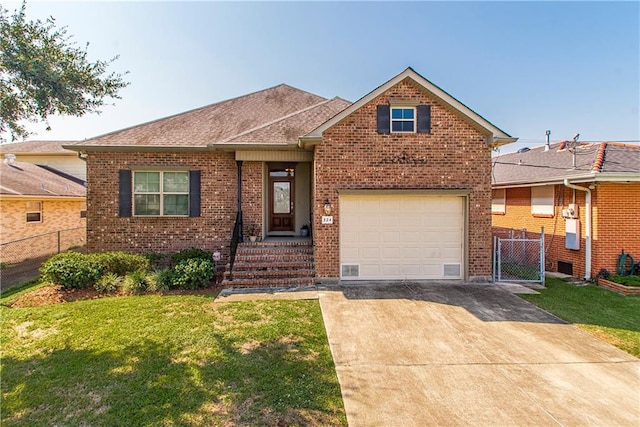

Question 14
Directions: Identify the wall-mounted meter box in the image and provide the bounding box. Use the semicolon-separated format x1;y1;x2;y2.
565;219;580;250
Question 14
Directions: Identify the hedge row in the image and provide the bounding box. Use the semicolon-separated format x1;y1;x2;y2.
40;248;216;292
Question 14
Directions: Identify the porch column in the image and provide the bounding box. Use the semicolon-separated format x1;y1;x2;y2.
236;160;243;242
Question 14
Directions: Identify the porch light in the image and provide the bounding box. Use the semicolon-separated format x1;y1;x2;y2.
323;199;332;215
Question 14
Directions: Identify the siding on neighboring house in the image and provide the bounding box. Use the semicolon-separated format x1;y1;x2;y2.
10;154;86;181
314;78;493;280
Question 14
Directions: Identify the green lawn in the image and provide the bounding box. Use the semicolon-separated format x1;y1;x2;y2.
520;278;640;358
1;289;347;426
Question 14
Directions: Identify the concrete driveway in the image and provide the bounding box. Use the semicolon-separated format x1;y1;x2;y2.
318;282;640;426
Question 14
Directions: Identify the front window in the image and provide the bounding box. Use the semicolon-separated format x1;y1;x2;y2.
391;107;415;133
134;171;189;216
26;201;42;223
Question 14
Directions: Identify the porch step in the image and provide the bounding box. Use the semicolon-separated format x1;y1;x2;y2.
221;240;315;289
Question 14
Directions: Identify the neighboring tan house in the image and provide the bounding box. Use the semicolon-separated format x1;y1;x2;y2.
0;140;86;182
492;141;640;280
0;158;87;264
65;68;515;285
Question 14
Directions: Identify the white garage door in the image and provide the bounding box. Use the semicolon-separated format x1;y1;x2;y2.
340;194;464;280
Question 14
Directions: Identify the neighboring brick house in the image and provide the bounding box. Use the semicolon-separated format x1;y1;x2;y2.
66;68;515;284
0;140;86;182
0;158;87;264
492;141;640;280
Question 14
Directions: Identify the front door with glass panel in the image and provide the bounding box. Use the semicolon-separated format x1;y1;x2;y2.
269;166;295;232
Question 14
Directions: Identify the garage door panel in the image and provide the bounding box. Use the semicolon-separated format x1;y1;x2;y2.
340;195;464;280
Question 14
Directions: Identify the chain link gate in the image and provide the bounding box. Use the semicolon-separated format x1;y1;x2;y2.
493;227;545;285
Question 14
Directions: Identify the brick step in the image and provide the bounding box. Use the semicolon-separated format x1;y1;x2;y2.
230;261;315;271
232;253;313;262
241;241;312;248
225;269;316;280
237;247;314;256
221;276;316;289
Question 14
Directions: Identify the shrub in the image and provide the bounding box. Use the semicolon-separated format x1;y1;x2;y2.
41;252;104;289
172;258;215;290
608;275;640;287
145;269;171;293
95;272;122;294
122;271;149;295
171;247;213;265
91;251;150;276
144;252;169;269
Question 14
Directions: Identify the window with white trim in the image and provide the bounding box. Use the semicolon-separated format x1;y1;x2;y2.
26;201;42;223
491;189;506;214
391;107;416;133
133;171;189;216
531;185;554;216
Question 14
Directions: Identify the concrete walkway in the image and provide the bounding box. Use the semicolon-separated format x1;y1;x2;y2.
318;282;640;426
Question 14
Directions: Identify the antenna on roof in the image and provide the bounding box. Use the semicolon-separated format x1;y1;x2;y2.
568;133;580;168
545;130;551;151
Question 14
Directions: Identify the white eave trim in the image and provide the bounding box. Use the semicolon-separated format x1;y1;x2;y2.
492;172;640;188
304;67;515;144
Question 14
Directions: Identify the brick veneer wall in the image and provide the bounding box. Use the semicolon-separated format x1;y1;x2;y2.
0;198;86;263
313;78;494;281
85;151;240;258
491;182;640;278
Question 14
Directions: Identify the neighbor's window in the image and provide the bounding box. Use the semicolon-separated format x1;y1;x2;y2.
26;201;42;223
391;107;415;133
492;189;506;214
133;171;189;216
531;185;554;216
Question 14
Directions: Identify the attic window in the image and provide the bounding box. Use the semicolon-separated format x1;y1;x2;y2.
391;107;415;133
26;201;42;223
377;105;431;134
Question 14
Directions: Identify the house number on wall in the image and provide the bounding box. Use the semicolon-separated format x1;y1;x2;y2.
321;216;334;225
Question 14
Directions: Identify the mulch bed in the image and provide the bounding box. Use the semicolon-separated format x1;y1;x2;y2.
6;284;222;308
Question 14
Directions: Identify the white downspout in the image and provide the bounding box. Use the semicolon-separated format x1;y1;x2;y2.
563;179;591;280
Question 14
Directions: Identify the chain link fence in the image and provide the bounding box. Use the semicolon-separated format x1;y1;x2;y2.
492;227;545;284
0;227;86;265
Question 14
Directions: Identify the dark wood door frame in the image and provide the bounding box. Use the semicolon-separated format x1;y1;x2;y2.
268;167;295;232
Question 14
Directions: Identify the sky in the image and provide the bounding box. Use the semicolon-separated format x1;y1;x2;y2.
2;1;639;154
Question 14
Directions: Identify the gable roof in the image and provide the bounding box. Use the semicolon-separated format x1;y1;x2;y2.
0;160;86;197
0;140;78;155
68;84;342;150
301;67;516;147
492;142;640;187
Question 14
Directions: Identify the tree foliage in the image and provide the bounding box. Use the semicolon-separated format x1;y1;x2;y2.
0;2;128;141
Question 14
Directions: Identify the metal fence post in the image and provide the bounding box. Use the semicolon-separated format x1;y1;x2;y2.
492;236;497;284
540;226;545;286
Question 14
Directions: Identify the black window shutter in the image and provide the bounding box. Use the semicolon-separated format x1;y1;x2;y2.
189;170;201;217
118;169;132;217
417;105;431;134
377;105;390;134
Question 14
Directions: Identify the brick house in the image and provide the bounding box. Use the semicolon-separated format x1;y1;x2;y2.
492;141;640;280
66;68;515;285
0;158;87;264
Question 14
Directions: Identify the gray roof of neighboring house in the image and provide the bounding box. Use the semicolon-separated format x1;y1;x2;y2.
492;142;640;186
0;140;78;155
0;160;86;197
68;84;351;149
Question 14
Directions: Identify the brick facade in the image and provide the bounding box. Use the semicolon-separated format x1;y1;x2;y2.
313;78;493;281
85;151;239;257
0;198;86;263
492;182;640;278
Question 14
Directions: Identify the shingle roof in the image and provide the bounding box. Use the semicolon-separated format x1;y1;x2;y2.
0;140;77;154
0;160;86;197
492;142;640;186
70;84;344;148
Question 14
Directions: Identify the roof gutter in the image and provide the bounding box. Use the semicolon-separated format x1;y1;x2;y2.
563;179;592;280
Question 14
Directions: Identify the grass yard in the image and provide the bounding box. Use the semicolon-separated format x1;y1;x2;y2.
1;289;347;426
520;277;640;358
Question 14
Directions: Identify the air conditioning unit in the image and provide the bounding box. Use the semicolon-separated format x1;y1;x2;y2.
562;204;579;219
